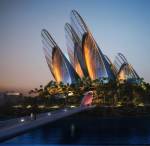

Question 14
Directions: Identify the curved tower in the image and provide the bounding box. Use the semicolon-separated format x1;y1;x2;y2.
70;10;115;80
65;23;88;78
114;53;140;82
41;10;140;84
41;29;79;84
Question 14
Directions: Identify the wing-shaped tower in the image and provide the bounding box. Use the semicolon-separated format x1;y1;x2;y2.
65;23;88;78
41;29;79;84
70;10;115;80
114;53;140;82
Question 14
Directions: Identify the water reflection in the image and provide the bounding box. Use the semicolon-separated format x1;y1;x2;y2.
3;115;150;145
70;124;75;137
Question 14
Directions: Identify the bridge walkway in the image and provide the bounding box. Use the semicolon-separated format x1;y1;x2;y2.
0;105;95;142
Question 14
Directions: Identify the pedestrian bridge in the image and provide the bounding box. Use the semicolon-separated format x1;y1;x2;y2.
0;105;95;142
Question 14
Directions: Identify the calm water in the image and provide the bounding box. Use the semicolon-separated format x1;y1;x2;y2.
2;113;150;145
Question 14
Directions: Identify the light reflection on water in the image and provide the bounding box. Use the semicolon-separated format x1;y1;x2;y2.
2;114;150;145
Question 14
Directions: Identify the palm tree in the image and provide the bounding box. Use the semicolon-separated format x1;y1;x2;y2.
29;89;34;95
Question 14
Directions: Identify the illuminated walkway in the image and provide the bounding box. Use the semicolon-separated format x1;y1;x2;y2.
0;106;95;142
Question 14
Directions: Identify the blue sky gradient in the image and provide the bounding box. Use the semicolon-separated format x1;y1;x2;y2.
0;0;150;93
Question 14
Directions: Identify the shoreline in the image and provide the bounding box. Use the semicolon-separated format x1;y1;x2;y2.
1;104;150;120
72;105;150;118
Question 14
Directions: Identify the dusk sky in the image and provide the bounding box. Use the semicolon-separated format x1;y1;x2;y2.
0;0;150;94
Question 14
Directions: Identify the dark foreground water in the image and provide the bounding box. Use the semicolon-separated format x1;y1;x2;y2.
2;113;150;145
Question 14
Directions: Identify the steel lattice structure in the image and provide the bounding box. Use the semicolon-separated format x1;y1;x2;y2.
41;29;79;84
41;10;140;84
114;53;140;82
68;10;115;80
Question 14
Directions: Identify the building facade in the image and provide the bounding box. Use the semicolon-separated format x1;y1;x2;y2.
41;29;79;84
41;10;140;84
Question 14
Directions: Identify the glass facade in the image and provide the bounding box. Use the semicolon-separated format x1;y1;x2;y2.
69;10;115;80
41;10;139;84
114;53;140;82
41;29;79;84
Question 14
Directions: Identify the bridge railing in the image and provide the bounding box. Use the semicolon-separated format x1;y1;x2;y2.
0;105;95;129
0;107;77;128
